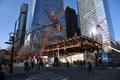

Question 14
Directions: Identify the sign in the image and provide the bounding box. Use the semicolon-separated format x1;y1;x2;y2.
101;53;109;67
5;42;13;44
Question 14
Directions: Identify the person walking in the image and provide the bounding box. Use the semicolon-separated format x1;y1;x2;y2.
54;56;59;67
80;60;82;69
88;61;94;76
38;57;44;71
97;57;102;67
0;64;5;80
76;60;80;68
24;60;30;76
82;60;86;69
30;59;34;70
66;61;69;68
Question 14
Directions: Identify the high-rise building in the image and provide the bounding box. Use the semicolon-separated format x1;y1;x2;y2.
15;3;28;49
77;0;116;46
65;6;80;38
30;0;66;51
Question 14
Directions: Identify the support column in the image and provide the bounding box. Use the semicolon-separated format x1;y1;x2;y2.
84;49;88;62
57;49;60;59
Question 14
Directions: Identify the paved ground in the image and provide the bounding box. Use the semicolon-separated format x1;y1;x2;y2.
5;67;120;80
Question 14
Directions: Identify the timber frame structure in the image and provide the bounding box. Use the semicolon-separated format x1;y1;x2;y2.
45;35;103;59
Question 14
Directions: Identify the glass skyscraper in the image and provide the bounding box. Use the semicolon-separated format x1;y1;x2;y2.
77;0;116;45
30;0;66;52
15;3;28;49
65;7;80;38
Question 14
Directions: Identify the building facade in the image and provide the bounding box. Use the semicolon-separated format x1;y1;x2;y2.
15;3;28;49
65;6;80;38
77;0;116;46
30;0;66;52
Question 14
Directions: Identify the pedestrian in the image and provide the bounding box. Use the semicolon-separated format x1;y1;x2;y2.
97;57;102;67
0;64;5;80
66;60;69;68
76;60;80;67
38;57;44;71
65;58;69;68
30;59;34;70
54;56;59;67
24;60;30;76
88;61;94;76
80;60;82;69
82;60;85;69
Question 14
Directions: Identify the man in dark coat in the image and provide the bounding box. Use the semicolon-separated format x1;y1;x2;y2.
88;61;94;76
0;64;5;80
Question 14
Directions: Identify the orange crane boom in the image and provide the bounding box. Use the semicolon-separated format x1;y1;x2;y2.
40;4;65;57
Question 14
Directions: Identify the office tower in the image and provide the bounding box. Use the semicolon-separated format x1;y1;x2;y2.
15;3;28;49
30;0;66;50
65;6;80;38
77;0;116;46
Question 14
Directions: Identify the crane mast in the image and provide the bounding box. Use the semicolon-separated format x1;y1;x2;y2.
40;4;65;57
95;18;120;53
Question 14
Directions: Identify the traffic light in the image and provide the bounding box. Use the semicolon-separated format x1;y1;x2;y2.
55;24;59;31
55;24;62;32
59;26;62;32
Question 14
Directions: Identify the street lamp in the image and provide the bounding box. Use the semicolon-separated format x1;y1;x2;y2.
5;33;14;74
9;10;26;73
5;16;20;74
9;17;19;74
5;4;27;73
9;34;14;74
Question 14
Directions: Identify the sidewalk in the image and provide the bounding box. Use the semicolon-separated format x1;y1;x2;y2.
4;63;119;77
3;63;41;76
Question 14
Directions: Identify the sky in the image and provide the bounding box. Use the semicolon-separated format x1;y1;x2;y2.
0;0;120;49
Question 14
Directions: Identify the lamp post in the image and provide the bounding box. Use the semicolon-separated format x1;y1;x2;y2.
5;16;20;74
5;4;27;74
9;36;14;74
9;9;26;73
5;33;15;74
9;17;19;74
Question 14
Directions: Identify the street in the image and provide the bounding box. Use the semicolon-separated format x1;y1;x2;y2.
5;67;120;80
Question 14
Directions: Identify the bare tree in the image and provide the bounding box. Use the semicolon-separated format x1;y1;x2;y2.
18;44;34;60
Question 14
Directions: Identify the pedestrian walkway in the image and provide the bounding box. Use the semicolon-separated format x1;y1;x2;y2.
4;63;120;80
5;66;120;80
26;71;68;80
4;63;40;76
4;63;114;76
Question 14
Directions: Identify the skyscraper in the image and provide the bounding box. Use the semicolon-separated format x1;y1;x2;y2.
65;6;80;38
30;0;66;52
77;0;116;46
15;3;28;49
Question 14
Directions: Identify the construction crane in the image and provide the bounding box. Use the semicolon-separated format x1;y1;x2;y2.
91;18;106;41
94;18;120;53
39;4;65;57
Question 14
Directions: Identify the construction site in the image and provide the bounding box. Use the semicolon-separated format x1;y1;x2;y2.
36;4;120;67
